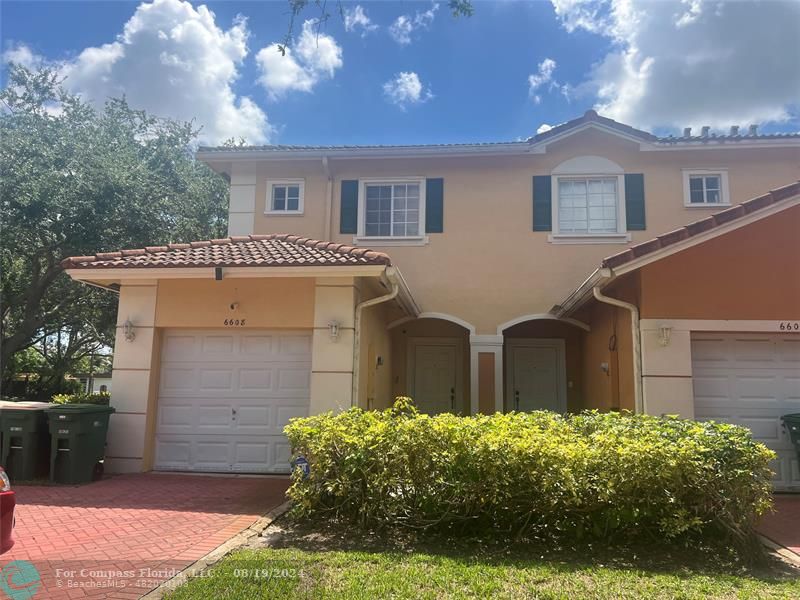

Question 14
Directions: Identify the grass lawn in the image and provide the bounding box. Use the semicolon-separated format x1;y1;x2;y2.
165;521;800;600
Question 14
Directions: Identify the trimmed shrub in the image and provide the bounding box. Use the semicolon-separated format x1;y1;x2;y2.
285;398;775;548
51;391;111;406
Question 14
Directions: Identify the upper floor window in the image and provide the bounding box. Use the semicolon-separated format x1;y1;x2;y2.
682;169;730;207
358;178;425;240
549;156;631;244
558;177;618;234
265;179;304;214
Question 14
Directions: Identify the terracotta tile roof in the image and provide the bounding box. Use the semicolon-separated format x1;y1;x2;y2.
602;181;800;269
61;234;392;270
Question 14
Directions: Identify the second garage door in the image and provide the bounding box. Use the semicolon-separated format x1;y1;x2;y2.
155;329;311;473
692;332;800;490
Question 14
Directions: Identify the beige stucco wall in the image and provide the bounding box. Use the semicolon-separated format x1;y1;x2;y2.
155;278;315;328
357;295;393;410
222;129;798;334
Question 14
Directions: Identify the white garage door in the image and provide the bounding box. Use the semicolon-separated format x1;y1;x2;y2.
155;329;311;473
692;333;800;490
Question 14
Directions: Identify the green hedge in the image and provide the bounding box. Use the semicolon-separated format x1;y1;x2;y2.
51;391;111;406
285;398;775;547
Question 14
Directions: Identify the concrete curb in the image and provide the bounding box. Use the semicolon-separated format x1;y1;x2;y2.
141;500;293;599
758;534;800;569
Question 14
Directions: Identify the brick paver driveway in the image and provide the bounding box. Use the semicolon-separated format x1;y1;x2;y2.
759;494;800;557
1;473;289;599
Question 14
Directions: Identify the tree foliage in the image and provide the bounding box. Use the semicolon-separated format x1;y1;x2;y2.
0;66;228;396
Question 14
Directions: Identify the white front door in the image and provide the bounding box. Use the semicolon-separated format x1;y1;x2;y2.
692;333;800;491
412;344;458;414
155;329;311;474
508;340;566;412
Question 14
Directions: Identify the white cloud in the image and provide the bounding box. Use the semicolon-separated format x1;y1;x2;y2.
536;123;553;134
30;0;272;145
528;58;557;104
256;19;343;100
383;72;433;110
389;3;439;45
344;5;378;35
550;0;800;130
3;44;45;70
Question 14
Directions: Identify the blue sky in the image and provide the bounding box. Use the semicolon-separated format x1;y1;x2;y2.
3;0;799;145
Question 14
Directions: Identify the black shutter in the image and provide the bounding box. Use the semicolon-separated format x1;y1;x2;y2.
340;180;358;234
425;178;444;233
625;174;646;231
532;175;552;231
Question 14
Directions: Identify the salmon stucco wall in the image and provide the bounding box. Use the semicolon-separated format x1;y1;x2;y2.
639;205;800;320
576;276;639;412
155;278;316;328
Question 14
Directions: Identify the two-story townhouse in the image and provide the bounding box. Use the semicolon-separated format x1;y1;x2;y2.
64;111;800;488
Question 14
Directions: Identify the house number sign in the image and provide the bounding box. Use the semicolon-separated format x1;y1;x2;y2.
223;318;246;326
778;321;800;332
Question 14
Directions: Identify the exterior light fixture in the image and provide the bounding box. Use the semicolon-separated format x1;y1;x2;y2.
328;320;340;341
123;319;136;342
658;325;672;347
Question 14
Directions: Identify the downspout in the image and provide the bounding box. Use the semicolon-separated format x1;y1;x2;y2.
592;286;644;414
352;266;400;408
322;156;333;240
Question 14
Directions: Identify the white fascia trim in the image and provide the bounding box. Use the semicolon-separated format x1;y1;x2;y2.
611;194;800;277
642;139;800;151
640;319;800;333
551;267;613;318
66;265;388;281
197;144;532;162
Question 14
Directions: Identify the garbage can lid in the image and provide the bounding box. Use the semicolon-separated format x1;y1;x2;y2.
45;403;115;414
0;400;55;411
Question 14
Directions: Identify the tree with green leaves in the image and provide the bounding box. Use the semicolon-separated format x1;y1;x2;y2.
0;66;228;397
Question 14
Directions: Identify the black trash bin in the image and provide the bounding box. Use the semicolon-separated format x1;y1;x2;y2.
782;414;800;461
0;401;53;481
46;404;115;484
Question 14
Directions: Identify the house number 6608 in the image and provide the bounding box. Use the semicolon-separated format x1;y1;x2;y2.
224;319;246;326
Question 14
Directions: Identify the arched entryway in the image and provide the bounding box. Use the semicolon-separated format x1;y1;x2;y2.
388;314;474;415
498;315;589;413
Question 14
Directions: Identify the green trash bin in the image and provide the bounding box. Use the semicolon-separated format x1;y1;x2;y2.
782;414;800;460
46;404;115;484
0;401;53;481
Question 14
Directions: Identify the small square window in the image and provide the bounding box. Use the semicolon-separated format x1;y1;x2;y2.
684;171;729;207
266;180;304;214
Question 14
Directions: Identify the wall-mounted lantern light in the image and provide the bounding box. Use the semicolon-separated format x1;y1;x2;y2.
328;320;340;341
658;325;672;347
123;319;136;342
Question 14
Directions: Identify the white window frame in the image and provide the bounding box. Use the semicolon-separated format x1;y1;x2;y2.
548;156;631;245
265;179;305;215
355;177;428;246
682;169;731;208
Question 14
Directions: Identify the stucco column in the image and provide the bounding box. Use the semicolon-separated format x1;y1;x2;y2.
640;320;694;418
108;281;159;473
469;334;504;414
228;162;256;236
309;277;357;414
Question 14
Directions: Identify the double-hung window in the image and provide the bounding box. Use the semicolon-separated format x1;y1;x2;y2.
266;179;304;214
360;179;424;239
683;170;730;207
557;177;619;234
